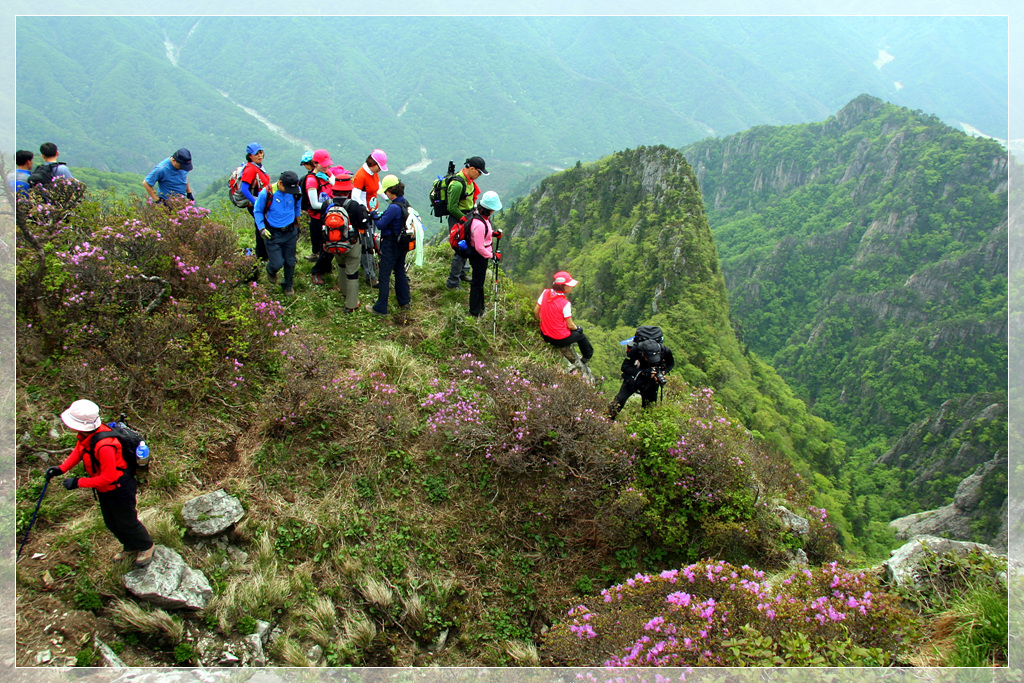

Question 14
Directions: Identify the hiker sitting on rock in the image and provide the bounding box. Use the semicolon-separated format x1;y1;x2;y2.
608;326;675;420
534;271;594;363
46;400;155;568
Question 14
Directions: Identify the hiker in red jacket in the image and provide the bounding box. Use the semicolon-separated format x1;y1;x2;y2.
534;271;594;362
46;400;154;567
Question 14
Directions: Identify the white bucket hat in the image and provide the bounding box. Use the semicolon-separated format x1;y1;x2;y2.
60;399;102;431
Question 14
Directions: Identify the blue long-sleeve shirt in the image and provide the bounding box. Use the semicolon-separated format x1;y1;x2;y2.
254;186;302;230
375;196;408;240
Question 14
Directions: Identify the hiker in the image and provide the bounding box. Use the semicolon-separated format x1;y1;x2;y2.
45;400;155;568
255;170;304;296
142;148;194;202
7;149;33;197
465;191;502;318
239;142;271;264
313;166;368;313
608;326;675;420
367;175;412;315
352;149;389;287
445;156;488;290
302;149;335;264
534;271;594;363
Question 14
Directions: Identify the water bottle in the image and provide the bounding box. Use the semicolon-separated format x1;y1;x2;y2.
457;239;468;252
135;441;150;469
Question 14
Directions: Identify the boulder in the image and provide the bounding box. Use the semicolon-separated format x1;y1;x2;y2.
181;489;245;537
774;506;809;536
123;545;213;610
882;535;1003;587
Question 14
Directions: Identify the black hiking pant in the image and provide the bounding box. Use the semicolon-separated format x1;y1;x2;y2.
609;376;660;420
97;478;153;552
542;329;594;362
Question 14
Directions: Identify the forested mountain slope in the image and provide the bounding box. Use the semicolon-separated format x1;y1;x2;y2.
497;146;847;485
684;95;1008;449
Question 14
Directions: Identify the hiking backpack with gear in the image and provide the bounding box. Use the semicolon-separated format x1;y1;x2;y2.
448;209;481;257
228;162;266;208
27;161;66;187
630;326;668;384
86;419;149;481
322;200;357;255
398;204;420;252
428;160;458;221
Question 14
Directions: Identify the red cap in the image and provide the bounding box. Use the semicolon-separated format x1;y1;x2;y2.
553;271;578;287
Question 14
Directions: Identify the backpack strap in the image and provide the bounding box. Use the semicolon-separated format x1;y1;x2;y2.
86;429;128;481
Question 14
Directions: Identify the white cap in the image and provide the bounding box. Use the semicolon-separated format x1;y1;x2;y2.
60;399;102;432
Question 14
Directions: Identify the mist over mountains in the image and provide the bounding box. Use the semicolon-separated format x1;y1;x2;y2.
15;15;1008;196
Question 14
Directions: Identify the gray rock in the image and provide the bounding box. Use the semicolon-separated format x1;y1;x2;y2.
94;635;126;668
244;633;267;667
306;644;323;664
882;535;1003;587
255;619;272;645
216;651;240;666
774;505;810;536
34;650;52;665
123;545;213;610
181;489;245;537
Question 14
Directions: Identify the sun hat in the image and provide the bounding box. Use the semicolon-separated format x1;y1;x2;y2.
553;271;578;287
312;149;333;168
370;149;388;172
479;190;502;211
300;150;314;164
60;399;102;432
380;174;400;193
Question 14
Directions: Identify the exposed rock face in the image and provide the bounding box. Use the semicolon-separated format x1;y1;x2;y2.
882;535;1003;587
889;456;1007;549
181;489;245;537
123;545;213;610
774;505;810;536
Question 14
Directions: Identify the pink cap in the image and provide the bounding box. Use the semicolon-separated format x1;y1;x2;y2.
370;148;388;172
312;149;333;167
553;271;578;287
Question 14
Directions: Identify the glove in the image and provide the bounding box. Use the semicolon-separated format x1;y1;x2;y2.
318;192;331;207
63;478;80;490
494;252;502;261
186;192;195;201
575;325;584;335
45;466;62;480
260;228;272;240
493;229;503;239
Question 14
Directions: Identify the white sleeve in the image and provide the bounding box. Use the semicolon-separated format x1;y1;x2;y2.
352;187;368;207
563;302;572;318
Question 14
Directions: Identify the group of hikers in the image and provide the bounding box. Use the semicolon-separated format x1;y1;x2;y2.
17;140;679;568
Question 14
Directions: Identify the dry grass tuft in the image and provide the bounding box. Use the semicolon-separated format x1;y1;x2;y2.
357;574;394;611
503;639;540;666
342;611;378;650
107;599;184;643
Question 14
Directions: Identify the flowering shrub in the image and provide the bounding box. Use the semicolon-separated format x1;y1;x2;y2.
543;560;913;667
421;354;630;482
17;193;284;411
627;386;810;566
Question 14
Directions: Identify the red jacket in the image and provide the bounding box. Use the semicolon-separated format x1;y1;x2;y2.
537;288;572;340
58;424;128;492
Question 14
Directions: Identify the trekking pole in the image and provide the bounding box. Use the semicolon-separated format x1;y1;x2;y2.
17;478;50;559
492;234;502;337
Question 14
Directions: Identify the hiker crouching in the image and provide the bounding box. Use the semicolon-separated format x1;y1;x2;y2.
46;400;155;568
534;271;594;362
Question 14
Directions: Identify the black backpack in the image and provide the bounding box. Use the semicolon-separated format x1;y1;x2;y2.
631;326;665;366
27;161;66;187
428;161;459;222
87;422;144;480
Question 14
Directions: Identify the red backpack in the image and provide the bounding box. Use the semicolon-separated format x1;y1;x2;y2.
448;209;481;257
322;200;357;255
228;162;267;208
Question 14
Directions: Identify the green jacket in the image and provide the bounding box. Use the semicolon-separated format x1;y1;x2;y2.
446;170;477;220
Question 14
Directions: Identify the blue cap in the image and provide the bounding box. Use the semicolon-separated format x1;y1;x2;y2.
171;148;193;172
246;142;263;155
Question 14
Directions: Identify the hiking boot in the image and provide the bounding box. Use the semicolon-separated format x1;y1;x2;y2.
345;307;358;314
304;254;318;262
112;550;130;562
134;545;155;568
267;270;279;285
445;283;461;291
369;277;379;288
460;274;472;283
365;304;385;315
283;289;295;297
311;273;325;285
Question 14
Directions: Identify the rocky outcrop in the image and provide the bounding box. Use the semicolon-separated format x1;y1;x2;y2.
889;456;1007;549
882;535;1004;587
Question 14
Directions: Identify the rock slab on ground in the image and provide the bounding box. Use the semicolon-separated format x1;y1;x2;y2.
123;545;213;610
181;489;245;537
